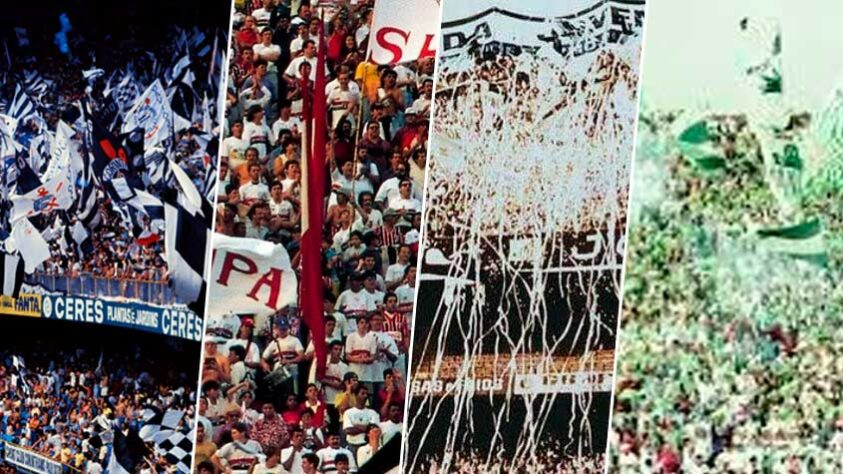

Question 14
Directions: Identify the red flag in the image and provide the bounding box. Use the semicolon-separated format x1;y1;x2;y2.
301;19;329;380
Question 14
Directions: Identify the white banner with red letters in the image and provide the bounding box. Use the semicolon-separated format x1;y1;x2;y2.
208;234;298;317
368;0;441;64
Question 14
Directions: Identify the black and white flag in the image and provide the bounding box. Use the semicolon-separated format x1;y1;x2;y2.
8;84;36;121
153;428;194;473
108;427;147;474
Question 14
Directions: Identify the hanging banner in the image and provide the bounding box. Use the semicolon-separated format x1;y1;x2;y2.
4;443;64;474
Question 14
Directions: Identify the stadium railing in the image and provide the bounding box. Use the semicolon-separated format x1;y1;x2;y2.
28;273;176;306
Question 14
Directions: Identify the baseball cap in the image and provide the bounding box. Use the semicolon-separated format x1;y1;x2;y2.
275;316;291;329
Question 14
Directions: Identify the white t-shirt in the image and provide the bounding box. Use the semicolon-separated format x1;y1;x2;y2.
380;420;402;444
336;289;374;315
322;359;349;405
242;120;271;158
316;446;358;473
352;209;383;232
343;407;380;446
365;289;385;308
356;444;378;467
239;182;271;202
325;78;360;98
269;198;294;219
240;87;273;121
395;284;415;306
262;335;305;376
215;440;265;473
280;446;312;474
86;462;104;474
252;461;288;474
285;56;318;81
253;43;282;62
221;136;247;160
374;177;422;208
252;8;272;28
289;35;318;55
271;116;302;145
371;330;399;383
344;331;377;382
385;263;408;285
388;196;422;212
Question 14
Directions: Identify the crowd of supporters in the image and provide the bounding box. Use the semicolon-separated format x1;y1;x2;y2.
609;110;843;472
0;328;198;473
202;0;429;472
1;13;221;294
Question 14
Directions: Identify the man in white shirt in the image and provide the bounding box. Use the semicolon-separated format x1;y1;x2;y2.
281;428;312;474
222;122;247;166
261;317;305;393
212;423;265;473
412;76;433;116
374;165;421;209
251;0;274;29
387;179;422;213
316;432;358;473
285;41;319;82
344;317;377;386
379;403;403;445
327;71;360;129
252;447;288;474
318;341;348;406
342;385;380;452
336;274;375;332
254;30;281;63
395;265;416;306
384;245;411;290
368;313;399;394
239;161;271;204
362;271;385;309
272;105;302;145
325;65;361;98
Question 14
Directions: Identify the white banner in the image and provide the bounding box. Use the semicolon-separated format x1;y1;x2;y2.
123;79;173;148
4;442;64;474
368;0;441;64
439;1;645;62
209;234;298;317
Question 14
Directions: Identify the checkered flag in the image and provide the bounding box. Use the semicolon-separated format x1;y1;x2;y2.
139;408;184;441
108;74;141;117
153;428;194;472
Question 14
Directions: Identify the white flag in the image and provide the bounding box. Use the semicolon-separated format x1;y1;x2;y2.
42;120;76;185
10;218;51;273
368;0;441;64
10;177;74;222
209;234;298;317
123;80;174;148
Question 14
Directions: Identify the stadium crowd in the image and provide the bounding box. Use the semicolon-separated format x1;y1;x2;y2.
1;11;221;299
0;339;198;473
201;0;428;472
609;110;843;472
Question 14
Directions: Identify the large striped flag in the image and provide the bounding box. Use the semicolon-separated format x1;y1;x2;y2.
8;84;36;121
300;19;329;379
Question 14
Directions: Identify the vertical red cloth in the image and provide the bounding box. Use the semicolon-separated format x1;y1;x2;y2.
301;19;329;380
